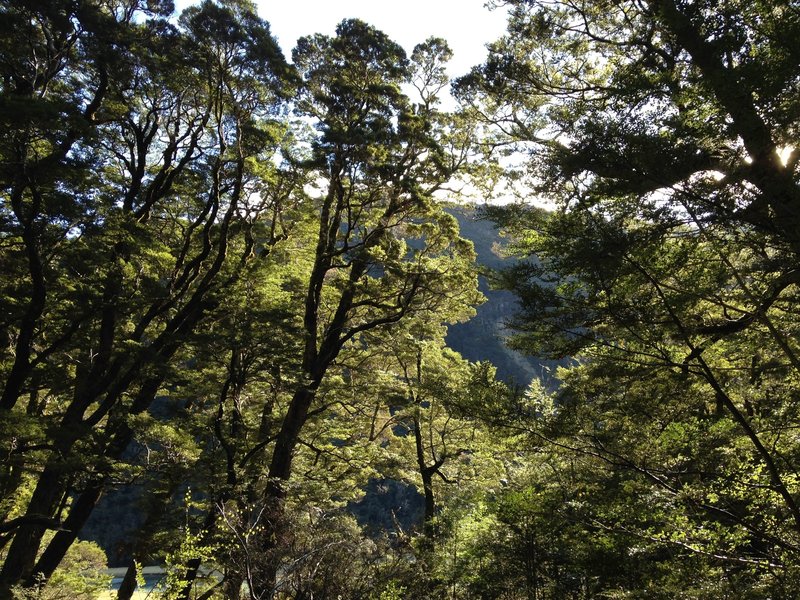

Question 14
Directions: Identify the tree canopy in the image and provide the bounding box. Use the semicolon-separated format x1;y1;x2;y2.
2;0;800;598
457;0;800;595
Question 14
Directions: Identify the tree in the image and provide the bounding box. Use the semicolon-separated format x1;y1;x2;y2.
236;21;485;595
386;338;504;538
460;0;800;247
460;0;800;593
11;533;110;600
0;4;509;598
86;19;487;600
0;0;295;594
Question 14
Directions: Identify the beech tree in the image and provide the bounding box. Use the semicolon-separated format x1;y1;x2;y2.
460;0;800;593
0;4;490;595
234;21;486;596
0;0;295;594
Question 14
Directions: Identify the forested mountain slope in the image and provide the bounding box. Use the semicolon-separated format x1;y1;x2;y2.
445;205;562;389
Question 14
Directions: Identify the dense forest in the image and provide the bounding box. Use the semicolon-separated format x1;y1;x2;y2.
1;0;799;598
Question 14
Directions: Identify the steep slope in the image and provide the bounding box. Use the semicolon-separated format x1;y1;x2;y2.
446;205;562;389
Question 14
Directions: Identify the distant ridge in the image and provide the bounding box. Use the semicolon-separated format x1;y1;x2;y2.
445;205;562;390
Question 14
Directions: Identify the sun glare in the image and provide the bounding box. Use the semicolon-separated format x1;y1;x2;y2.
778;145;794;167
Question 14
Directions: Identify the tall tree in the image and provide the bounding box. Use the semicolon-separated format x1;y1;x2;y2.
460;0;800;592
243;22;483;596
0;0;295;593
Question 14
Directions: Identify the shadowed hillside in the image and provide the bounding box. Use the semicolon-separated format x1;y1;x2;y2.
445;205;562;390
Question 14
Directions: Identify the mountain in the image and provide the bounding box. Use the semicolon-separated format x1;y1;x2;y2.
445;205;562;390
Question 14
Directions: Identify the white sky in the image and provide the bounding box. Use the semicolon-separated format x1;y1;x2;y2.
174;0;509;78
173;0;521;204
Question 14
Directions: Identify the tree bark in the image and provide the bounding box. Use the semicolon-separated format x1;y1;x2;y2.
116;560;139;600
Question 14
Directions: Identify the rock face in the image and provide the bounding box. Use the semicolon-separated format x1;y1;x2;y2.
446;205;562;390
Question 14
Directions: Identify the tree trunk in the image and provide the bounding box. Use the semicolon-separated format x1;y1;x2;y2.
413;418;437;537
0;463;67;595
116;561;139;600
31;483;104;584
250;386;318;597
176;510;218;600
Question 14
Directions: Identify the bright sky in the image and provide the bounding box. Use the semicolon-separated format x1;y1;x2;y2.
173;0;518;204
174;0;509;78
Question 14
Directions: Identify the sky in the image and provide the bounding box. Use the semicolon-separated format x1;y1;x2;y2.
172;0;519;204
174;0;509;78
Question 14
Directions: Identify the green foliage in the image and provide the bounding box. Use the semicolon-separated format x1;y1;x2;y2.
0;4;497;597
12;0;800;597
162;529;218;600
10;535;109;600
458;0;800;595
375;581;407;600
